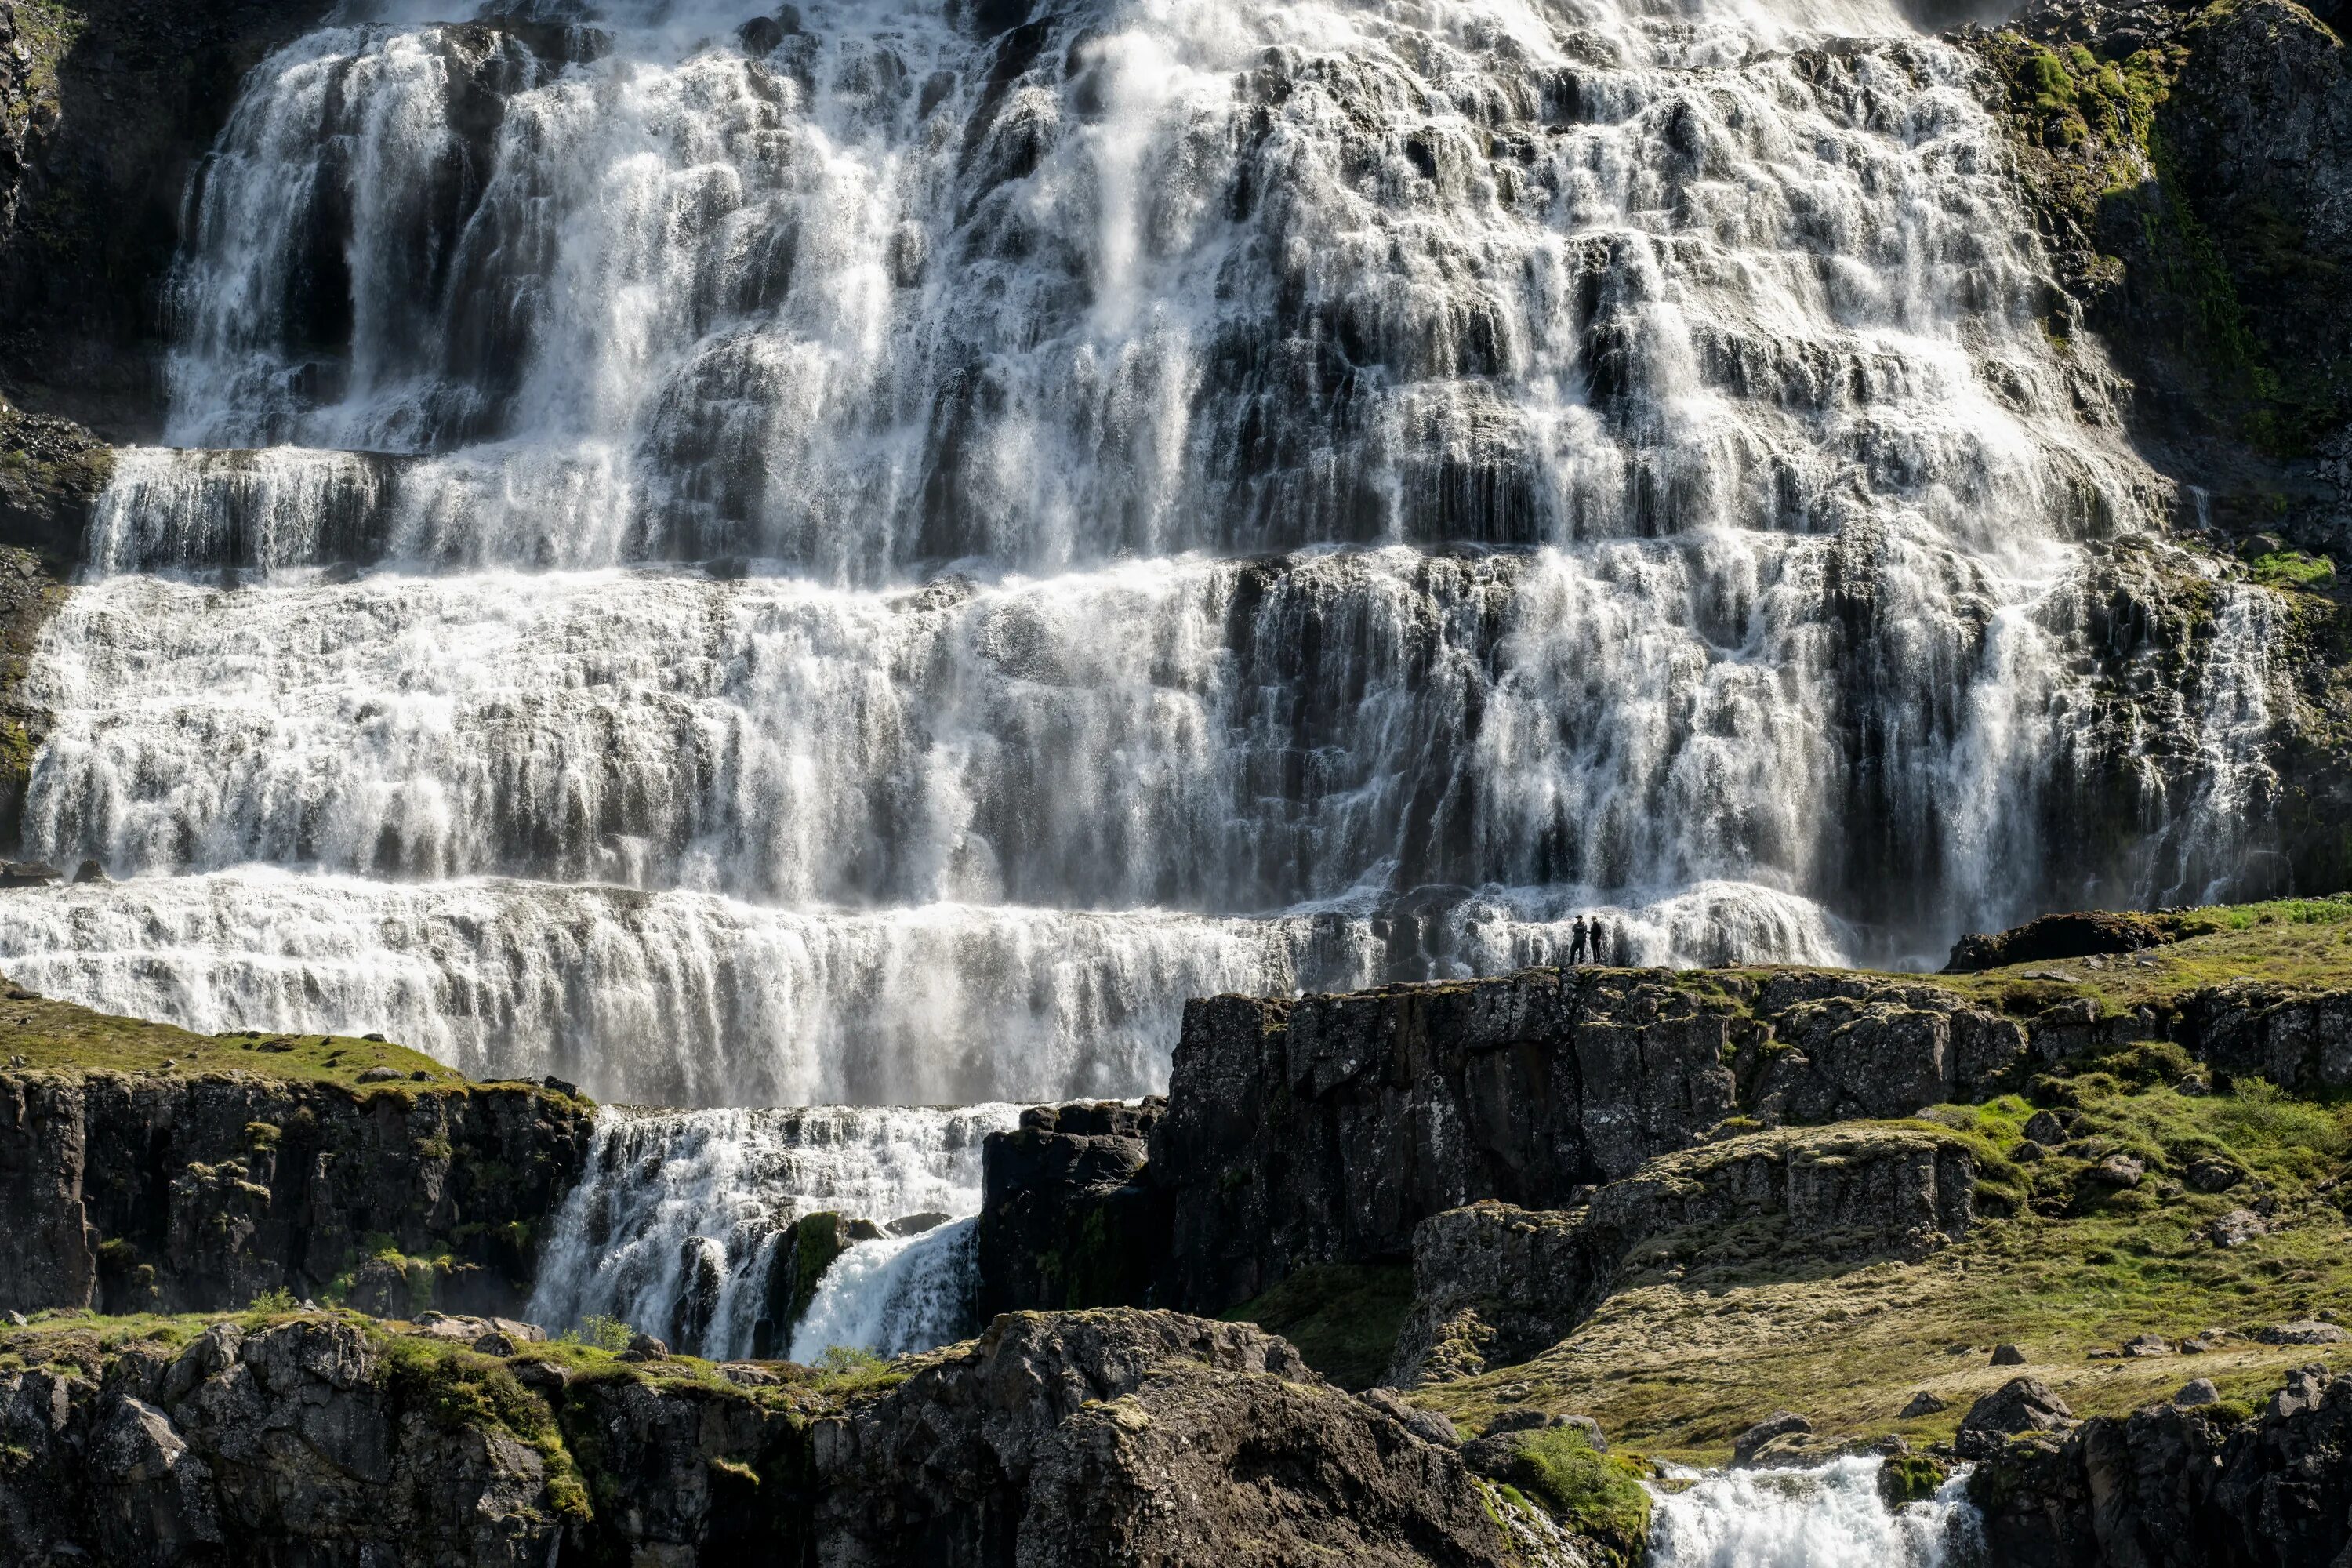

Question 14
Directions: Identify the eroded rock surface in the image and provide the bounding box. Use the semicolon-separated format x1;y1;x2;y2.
1387;1123;1978;1386
1970;1363;2352;1568
1150;967;2016;1315
0;1308;1530;1568
0;1069;593;1317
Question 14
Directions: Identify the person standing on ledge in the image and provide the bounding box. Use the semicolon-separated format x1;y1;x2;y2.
1568;915;1589;966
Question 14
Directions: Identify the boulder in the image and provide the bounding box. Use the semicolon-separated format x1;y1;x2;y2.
2122;1334;2173;1358
1359;1387;1461;1448
1956;1377;2076;1457
2088;1155;2145;1189
1991;1344;2027;1366
2209;1210;2269;1249
1944;912;2170;973
2255;1320;2349;1346
1733;1411;1813;1467
1900;1391;1950;1418
2174;1379;2220;1408
2186;1159;2245;1194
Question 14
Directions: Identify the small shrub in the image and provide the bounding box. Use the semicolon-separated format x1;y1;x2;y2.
566;1314;633;1354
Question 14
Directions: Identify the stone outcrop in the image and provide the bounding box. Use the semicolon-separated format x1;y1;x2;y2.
0;1308;1534;1568
1151;967;2020;1315
2170;982;2352;1094
1387;1124;1979;1386
1969;1363;2352;1568
814;1310;1516;1566
974;1099;1169;1320
1945;911;2174;973
0;1069;594;1318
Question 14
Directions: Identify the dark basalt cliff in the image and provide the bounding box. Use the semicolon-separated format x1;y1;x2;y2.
1146;967;2031;1314
0;1308;1524;1568
1969;1363;2352;1567
0;1069;595;1319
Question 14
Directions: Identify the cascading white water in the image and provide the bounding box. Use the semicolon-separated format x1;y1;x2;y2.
1646;1458;1984;1567
787;1218;982;1362
0;0;2238;1102
528;1102;1019;1358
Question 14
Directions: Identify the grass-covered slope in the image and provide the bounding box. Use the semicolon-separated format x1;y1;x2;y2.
1405;895;2352;1462
0;969;497;1091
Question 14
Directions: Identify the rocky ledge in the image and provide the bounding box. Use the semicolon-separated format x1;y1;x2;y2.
1388;1123;1979;1387
0;1067;593;1319
0;1307;1552;1568
1968;1363;2352;1567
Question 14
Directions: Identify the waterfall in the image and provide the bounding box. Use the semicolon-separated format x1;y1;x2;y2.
528;1103;1020;1359
1647;1458;1984;1567
0;0;2248;1102
787;1218;982;1363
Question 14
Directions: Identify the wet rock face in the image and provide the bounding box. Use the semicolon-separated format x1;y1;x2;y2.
1970;1364;2352;1568
0;1071;594;1317
1152;967;2020;1315
975;1099;1170;1319
812;1310;1512;1568
1387;1125;1978;1386
0;0;341;432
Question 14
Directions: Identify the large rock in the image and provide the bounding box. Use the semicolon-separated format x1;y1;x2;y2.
812;1310;1515;1566
1154;967;2024;1315
1971;1364;2352;1568
0;1069;594;1317
1956;1377;2078;1459
975;1100;1170;1318
2172;982;2352;1095
1944;911;2172;974
1388;1123;1978;1385
0;1309;1537;1567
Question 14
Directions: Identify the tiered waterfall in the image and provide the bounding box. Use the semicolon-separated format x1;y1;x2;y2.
0;0;2263;1105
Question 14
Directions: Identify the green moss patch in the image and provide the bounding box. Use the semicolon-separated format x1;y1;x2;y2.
1223;1261;1413;1391
0;975;554;1096
1486;1426;1653;1567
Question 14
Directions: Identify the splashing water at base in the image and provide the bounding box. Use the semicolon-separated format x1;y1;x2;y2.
788;1218;982;1363
1646;1457;1984;1568
528;1103;1020;1359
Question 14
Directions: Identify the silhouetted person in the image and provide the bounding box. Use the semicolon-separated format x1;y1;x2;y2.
1568;916;1589;965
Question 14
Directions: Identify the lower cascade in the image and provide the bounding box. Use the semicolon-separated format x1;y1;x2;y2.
1647;1460;1985;1568
528;1102;1018;1359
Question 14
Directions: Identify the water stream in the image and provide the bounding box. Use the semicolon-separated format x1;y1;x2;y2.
1647;1458;1984;1567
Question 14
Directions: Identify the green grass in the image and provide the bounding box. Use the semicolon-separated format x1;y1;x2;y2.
0;973;556;1095
1223;1261;1414;1391
2252;550;2338;589
1411;1065;2352;1461
1487;1426;1653;1567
